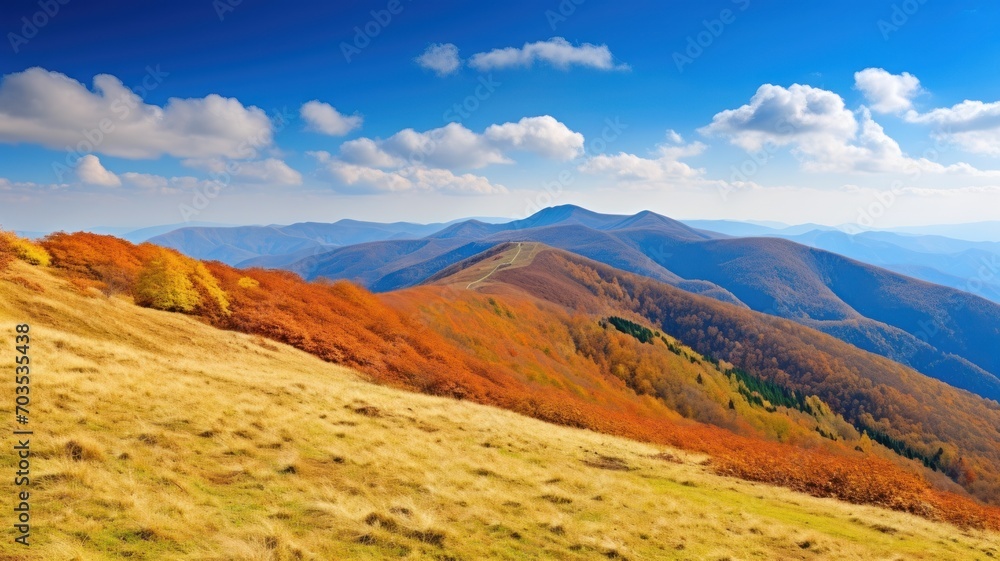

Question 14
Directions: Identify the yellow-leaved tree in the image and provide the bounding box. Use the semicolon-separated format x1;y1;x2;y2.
0;230;51;268
135;250;201;312
189;260;230;317
133;247;231;316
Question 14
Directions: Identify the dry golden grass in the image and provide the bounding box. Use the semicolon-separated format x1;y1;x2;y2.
0;261;998;560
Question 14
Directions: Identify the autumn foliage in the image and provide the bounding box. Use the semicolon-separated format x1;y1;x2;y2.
28;233;1000;530
0;235;12;273
0;230;51;269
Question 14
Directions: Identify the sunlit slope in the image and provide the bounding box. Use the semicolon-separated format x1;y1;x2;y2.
0;262;997;559
22;233;1000;526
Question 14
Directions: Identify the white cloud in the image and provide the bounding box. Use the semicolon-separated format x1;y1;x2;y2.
468;37;627;71
849;69;1000;157
799;107;981;175
310;117;581;196
576;132;762;197
71;157;222;194
580;140;707;182
854;68;921;113
0;178;67;192
701;83;996;176
379;123;509;169
300;100;362;136
230;159;302;185
16;157;222;195
905;99;1000;156
483;115;585;160
315;157;412;193
405;167;505;195
337;137;406;168
119;172;223;194
75;155;121;187
337;116;583;171
310;151;506;195
0;67;273;159
415;43;461;76
182;157;302;186
699;83;857;152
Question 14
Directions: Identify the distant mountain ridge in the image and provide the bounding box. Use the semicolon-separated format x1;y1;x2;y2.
768;230;1000;303
282;205;1000;404
139;204;1000;402
148;219;461;265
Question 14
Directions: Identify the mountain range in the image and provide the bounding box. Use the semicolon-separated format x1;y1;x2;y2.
149;205;1000;405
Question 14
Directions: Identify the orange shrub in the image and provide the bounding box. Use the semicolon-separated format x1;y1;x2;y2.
0;234;13;273
42;232;156;295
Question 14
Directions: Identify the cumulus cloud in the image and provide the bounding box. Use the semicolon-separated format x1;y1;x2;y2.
850;68;1000;157
59;155;223;194
81;160;223;194
337;137;406;168
305;116;578;195
75;155;121;187
699;83;857;152
182;157;303;186
800;107;986;175
374;122;509;169
483;115;585;160
854;68;922;113
337;116;583;170
905;99;1000;156
701;83;995;176
415;43;461;76
0;67;273;159
309;151;505;195
300;100;362;136
72;154;286;194
468;37;627;71
580;137;708;183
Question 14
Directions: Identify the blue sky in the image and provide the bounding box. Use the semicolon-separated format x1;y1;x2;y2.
2;0;1000;231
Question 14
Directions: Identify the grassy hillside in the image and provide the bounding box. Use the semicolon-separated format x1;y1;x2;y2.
2;257;1000;559
7;232;1000;527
